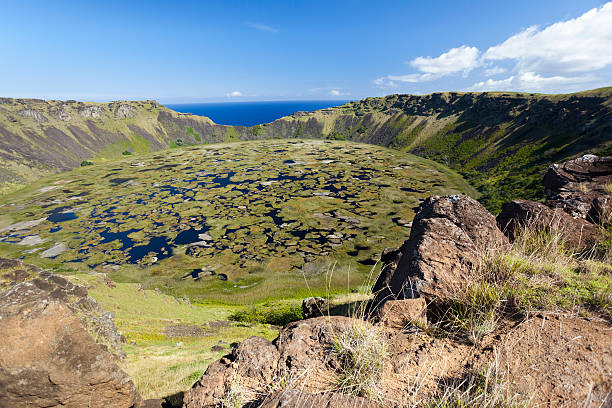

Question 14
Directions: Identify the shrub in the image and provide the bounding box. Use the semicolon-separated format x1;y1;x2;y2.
122;150;132;155
229;303;303;326
332;322;387;399
80;160;93;166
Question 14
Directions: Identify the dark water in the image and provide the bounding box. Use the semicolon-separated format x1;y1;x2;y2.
165;100;349;127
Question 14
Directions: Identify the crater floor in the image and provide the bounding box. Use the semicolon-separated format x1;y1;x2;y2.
0;139;475;301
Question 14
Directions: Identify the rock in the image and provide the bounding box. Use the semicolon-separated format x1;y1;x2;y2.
79;105;103;118
41;242;69;258
0;217;47;233
0;286;140;407
18;108;48;122
114;103;137;118
587;195;612;226
544;154;612;219
183;336;280;408
496;200;603;252
184;316;368;407
0;258;126;359
370;247;402;306
258;388;377;408
375;298;427;329
301;296;328;318
375;195;508;303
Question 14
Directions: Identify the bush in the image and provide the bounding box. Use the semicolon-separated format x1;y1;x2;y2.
80;160;93;166
229;303;303;326
122;150;132;155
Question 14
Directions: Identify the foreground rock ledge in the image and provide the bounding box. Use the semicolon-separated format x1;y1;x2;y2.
0;291;141;408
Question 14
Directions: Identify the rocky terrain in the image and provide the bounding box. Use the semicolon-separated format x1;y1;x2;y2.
1;154;610;407
2;88;611;212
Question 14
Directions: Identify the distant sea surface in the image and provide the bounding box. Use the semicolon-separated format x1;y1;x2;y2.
165;100;349;127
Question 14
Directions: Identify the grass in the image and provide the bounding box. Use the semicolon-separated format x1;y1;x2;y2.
427;222;612;344
229;302;304;326
67;273;279;400
332;321;388;400
424;364;524;408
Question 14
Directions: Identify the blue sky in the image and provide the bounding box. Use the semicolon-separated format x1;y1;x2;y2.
1;1;611;102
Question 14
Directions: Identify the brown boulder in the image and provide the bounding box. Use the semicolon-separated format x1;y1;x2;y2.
375;195;508;302
496;199;603;252
184;316;373;407
258;388;377;408
375;298;427;329
544;154;612;219
0;258;126;359
0;285;141;408
183;336;280;408
587;194;612;226
301;296;328;318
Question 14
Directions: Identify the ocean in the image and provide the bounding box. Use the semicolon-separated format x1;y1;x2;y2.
165;100;349;127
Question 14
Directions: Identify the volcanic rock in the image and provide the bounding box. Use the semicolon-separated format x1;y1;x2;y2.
301;296;328;318
544;154;612;219
0;284;140;407
374;195;508;303
496;199;603;252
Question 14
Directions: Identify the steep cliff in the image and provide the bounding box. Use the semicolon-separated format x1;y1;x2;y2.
1;88;611;211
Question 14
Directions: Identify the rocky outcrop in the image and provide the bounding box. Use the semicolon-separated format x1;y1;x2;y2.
374;298;427;329
496;200;603;252
374;195;508;303
0;258;126;358
301;296;328;318
544;154;612;219
184;316;367;407
0;279;141;407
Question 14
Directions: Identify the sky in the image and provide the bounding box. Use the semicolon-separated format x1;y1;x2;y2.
1;0;611;102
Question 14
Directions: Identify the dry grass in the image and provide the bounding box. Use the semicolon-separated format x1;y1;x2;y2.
332;321;388;400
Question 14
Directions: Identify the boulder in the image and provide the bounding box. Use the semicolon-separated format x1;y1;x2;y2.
184;316;370;407
183;336;280;408
587;194;612;226
496;200;603;252
375;195;508;303
370;247;402;306
258;388;377;408
375;298;427;329
544;154;612;219
0;258;126;359
301;296;328;318
0;285;141;408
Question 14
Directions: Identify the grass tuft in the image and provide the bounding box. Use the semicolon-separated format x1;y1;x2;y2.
332;322;388;400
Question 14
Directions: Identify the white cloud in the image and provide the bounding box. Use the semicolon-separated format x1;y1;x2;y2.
226;91;243;97
484;66;506;76
410;45;481;75
247;23;279;33
483;3;612;75
330;90;340;96
469;72;596;92
374;2;612;92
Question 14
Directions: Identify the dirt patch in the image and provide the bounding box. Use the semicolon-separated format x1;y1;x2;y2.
163;324;208;338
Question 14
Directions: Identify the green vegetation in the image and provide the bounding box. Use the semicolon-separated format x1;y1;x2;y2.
229;302;303;326
429;223;611;344
251;124;263;137
186;126;201;142
325;131;346;141
224;127;238;142
0;140;476;303
122;150;132;155
67;273;278;399
80;160;94;166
